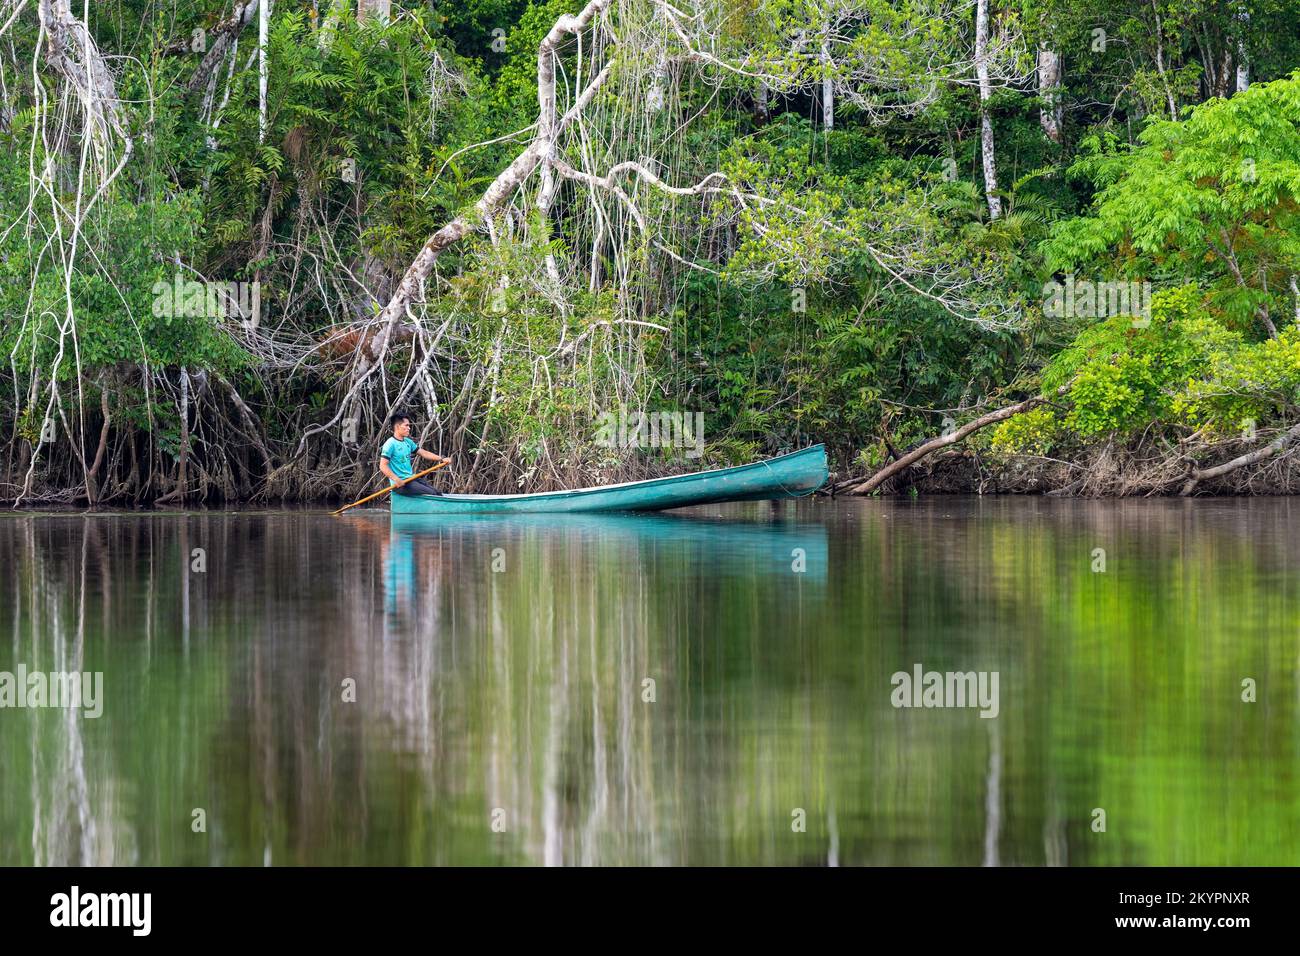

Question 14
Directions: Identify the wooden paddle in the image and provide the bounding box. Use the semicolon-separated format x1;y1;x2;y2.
331;459;450;516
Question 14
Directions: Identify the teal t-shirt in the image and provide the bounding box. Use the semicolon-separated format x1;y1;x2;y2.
381;436;419;481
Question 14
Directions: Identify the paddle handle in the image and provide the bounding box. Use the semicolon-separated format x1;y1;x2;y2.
331;459;450;516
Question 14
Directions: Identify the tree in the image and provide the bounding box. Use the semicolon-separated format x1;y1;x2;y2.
976;0;1002;218
1045;73;1300;340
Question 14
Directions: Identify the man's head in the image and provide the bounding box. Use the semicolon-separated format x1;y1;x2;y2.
390;412;412;440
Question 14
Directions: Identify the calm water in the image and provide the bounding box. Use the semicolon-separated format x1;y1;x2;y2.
1;497;1297;866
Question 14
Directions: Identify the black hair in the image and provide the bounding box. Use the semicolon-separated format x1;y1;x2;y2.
389;411;411;429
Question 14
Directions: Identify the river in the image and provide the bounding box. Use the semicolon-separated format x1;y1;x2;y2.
1;497;1295;865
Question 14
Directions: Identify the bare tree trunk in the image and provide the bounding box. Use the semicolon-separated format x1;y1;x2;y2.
258;0;269;142
1213;47;1229;98
363;0;615;366
1150;0;1178;120
975;0;1001;219
1037;42;1062;143
85;390;111;505
358;0;390;23
821;41;833;131
288;8;617;461
318;0;346;51
535;2;573;284
178;367;190;501
1194;29;1218;100
39;0;130;146
186;0;259;94
1235;7;1250;93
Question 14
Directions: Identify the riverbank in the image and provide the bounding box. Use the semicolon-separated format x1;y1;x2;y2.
850;439;1300;498
12;438;1300;510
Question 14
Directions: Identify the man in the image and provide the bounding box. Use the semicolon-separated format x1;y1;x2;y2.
380;412;450;496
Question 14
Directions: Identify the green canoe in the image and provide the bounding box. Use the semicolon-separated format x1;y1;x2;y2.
389;444;829;515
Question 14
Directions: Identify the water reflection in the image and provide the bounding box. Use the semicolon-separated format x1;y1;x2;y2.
373;510;831;865
0;499;1297;865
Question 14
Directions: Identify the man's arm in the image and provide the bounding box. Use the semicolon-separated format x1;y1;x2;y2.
416;448;451;464
379;458;401;485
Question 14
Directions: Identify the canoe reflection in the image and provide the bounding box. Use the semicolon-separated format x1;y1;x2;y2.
385;511;830;615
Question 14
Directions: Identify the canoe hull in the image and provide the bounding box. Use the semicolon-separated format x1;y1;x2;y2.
389;444;828;515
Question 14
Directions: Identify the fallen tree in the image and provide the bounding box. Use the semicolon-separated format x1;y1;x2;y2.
846;385;1072;495
1181;421;1300;496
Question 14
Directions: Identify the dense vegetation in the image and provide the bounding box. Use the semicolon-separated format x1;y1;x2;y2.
2;0;1298;503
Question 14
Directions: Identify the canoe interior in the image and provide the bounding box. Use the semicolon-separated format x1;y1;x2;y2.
389;444;828;515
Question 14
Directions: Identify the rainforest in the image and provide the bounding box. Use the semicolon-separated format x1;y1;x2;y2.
2;0;1299;504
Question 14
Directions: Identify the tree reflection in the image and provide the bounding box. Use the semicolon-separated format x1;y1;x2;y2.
0;500;1296;865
